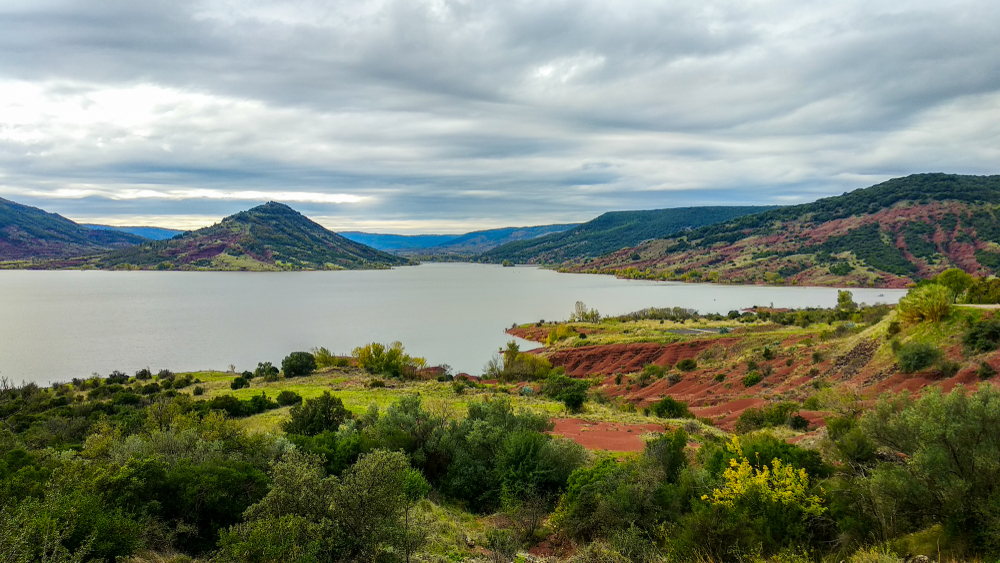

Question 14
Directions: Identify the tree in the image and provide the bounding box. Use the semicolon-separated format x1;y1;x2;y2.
281;352;316;377
570;301;601;322
837;289;858;313
253;362;279;379
860;386;1000;550
333;450;427;560
933;268;974;299
282;392;352;436
897;284;953;323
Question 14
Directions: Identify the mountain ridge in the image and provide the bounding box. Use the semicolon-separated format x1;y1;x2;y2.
571;173;1000;287
0;197;145;260
482;206;779;264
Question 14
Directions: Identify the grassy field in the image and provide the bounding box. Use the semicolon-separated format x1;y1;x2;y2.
176;365;705;435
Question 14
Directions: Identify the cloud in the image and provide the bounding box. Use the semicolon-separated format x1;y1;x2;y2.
0;0;998;232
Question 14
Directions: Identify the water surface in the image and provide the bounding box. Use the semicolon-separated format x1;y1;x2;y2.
0;263;905;384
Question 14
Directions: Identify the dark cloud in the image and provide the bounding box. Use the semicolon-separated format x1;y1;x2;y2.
0;0;998;232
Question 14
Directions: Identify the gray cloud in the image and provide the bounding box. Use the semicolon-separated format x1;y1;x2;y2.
0;0;999;232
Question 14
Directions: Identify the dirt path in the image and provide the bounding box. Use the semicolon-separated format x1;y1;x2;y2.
549;418;664;451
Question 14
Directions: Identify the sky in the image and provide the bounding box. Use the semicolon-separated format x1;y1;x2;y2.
1;1;999;234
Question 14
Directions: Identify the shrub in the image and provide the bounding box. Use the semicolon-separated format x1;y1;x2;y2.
938;360;961;378
714;373;726;382
963;318;1000;353
106;370;129;384
735;402;801;433
666;372;682;386
311;346;338;368
282;352;317;377
541;374;589;413
352;341;425;379
282;392;352;436
192;386;205;396
254;362;279;379
276;390;303;406
811;351;824;364
887;321;902;337
743;373;762;387
368;379;386;388
676;358;698;371
977;361;996;380
134;368;152;380
896;342;942;373
897;284;953;323
157;369;174;380
230;376;249;390
761;346;775;360
650;396;693;418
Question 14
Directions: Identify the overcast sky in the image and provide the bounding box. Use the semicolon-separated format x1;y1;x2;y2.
1;0;999;233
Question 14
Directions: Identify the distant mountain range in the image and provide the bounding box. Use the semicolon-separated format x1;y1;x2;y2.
482;206;777;264
83;224;185;241
0;197;145;259
570;173;1000;287
5;172;1000;281
340;224;578;255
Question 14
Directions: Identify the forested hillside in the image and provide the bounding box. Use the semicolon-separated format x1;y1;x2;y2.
574;173;1000;287
482;206;776;264
0;197;144;260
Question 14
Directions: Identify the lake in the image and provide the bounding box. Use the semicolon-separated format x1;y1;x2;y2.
0;263;906;385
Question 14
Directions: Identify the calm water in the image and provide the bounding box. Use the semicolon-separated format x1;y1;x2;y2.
0;263;906;384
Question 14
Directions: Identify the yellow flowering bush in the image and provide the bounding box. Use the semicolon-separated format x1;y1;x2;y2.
702;437;825;517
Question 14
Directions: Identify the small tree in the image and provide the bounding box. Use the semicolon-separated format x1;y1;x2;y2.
282;352;317;377
282;392;352;436
254;362;279;379
897;284;953;323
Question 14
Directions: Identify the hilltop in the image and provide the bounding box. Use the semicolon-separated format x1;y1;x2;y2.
0;197;145;260
86;202;408;271
572;173;1000;287
481;206;777;264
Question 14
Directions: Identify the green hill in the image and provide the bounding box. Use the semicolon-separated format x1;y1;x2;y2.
574;173;1000;287
89;202;409;271
0;197;145;260
83;224;185;241
481;206;777;264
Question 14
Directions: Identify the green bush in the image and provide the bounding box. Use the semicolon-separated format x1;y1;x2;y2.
649;396;693;418
963;318;1000;353
230;376;249;390
676;358;698;371
897;284;953;323
352;341;425;379
735;402;801;433
895;342;942;373
281;352;317;377
282;392;352;436
743;373;762;387
978;361;997;380
276;390;303;406
254;361;279;379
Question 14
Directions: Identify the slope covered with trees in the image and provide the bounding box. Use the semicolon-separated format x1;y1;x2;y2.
482;206;776;264
575;173;1000;287
0;197;144;260
88;202;408;271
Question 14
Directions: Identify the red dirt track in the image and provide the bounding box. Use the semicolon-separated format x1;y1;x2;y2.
550;418;664;451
